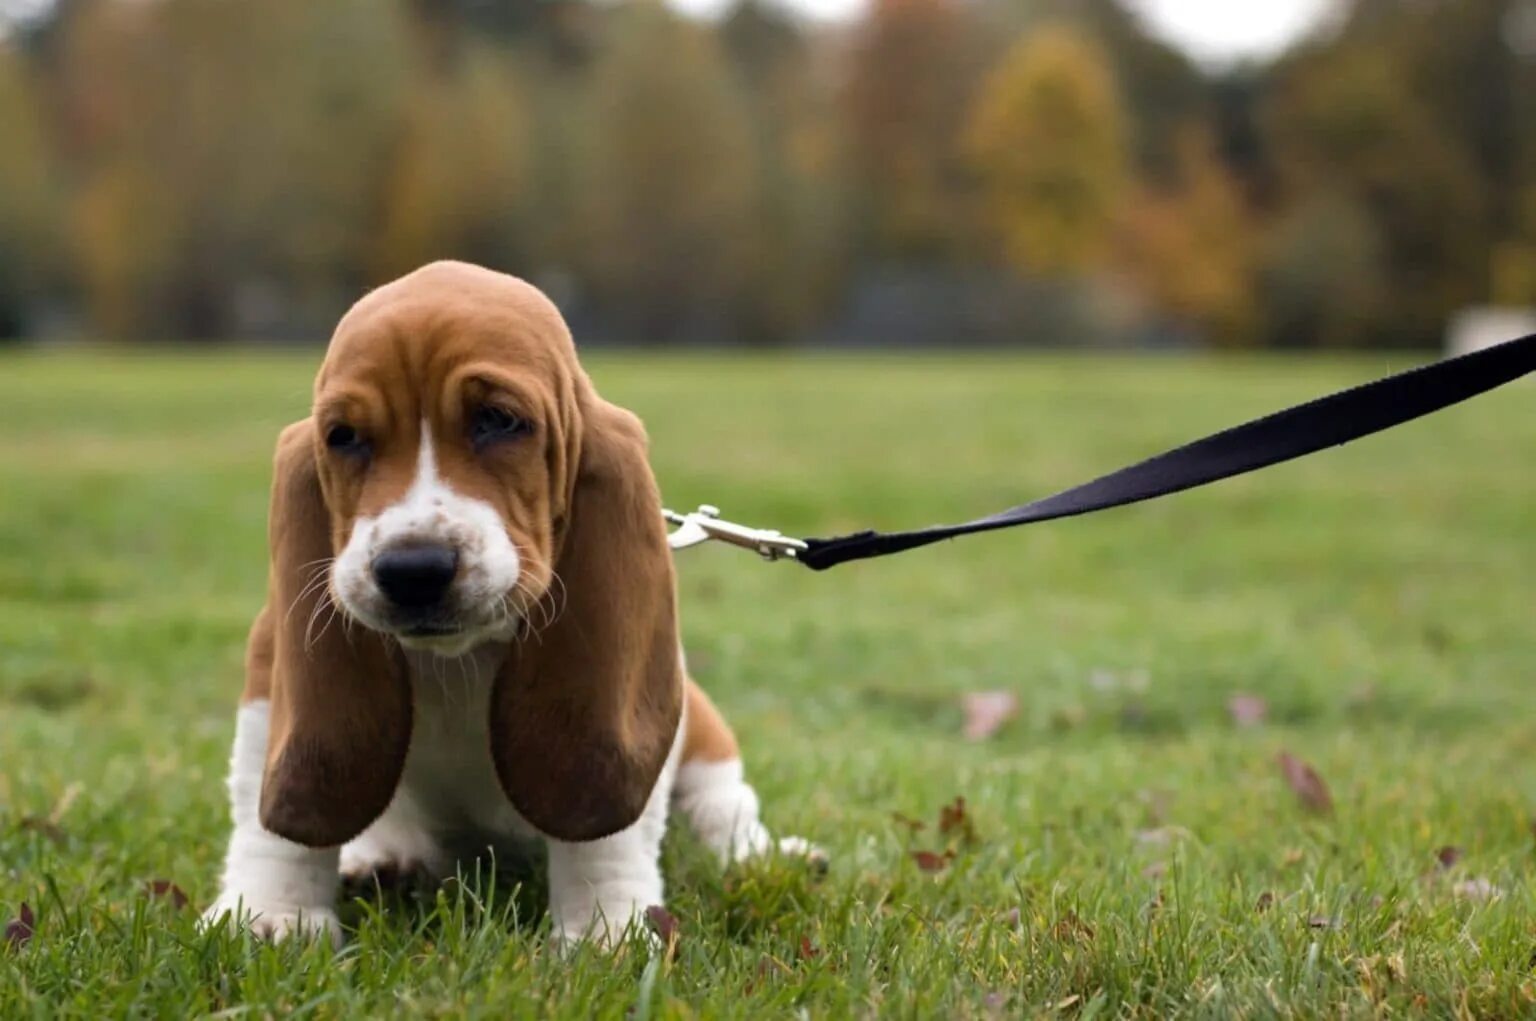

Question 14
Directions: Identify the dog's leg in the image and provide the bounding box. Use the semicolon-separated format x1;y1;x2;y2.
672;679;820;863
339;791;451;890
544;722;680;948
201;700;342;946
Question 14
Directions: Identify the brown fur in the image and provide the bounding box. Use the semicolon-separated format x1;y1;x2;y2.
250;261;685;847
682;679;740;763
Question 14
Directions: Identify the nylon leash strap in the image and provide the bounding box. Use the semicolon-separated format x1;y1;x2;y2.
664;333;1536;571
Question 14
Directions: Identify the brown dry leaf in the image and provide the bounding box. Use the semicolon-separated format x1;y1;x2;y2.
911;850;954;873
644;905;680;952
1227;694;1269;728
1052;911;1094;942
145;880;189;910
962;691;1019;742
1435;845;1463;870
938;797;967;836
1277;751;1334;814
937;796;977;844
18;817;64;844
1255;891;1275;913
3;904;34;950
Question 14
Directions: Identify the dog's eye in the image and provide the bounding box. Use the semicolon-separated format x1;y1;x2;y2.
326;424;368;456
470;405;532;448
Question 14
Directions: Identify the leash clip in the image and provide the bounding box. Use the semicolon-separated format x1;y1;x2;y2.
663;504;808;562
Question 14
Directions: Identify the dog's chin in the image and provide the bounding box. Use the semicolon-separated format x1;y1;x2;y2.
395;627;488;657
337;594;520;658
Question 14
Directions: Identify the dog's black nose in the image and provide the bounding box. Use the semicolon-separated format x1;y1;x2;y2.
372;544;459;609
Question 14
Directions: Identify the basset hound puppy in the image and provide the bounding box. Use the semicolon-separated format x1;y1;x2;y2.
202;261;808;947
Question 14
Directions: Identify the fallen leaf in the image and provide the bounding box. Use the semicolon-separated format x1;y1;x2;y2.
144;880;189;910
937;796;967;836
1052;912;1094;942
962;691;1018;741
1277;752;1334;815
1227;694;1268;728
644;905;680;950
3;904;34;950
911;850;954;873
1453;878;1502;902
1435;846;1462;870
1255;891;1275;913
17;817;64;844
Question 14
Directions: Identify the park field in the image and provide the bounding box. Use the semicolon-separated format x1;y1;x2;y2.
1;348;1534;1017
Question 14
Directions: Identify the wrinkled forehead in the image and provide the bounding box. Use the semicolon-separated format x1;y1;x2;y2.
315;263;576;415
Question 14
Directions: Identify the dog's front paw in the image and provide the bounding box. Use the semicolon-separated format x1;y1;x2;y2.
201;894;342;948
552;903;655;953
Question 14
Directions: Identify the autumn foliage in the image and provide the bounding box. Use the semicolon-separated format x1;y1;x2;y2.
0;0;1531;348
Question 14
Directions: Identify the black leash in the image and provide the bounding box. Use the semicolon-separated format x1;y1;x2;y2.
789;333;1536;571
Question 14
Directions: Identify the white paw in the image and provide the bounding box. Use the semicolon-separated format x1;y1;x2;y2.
339;830;447;888
200;894;342;948
773;835;830;872
552;905;655;952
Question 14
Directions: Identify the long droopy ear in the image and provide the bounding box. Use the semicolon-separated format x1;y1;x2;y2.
490;400;683;842
256;420;412;848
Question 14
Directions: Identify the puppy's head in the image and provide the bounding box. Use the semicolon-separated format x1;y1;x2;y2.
256;262;682;846
315;261;578;655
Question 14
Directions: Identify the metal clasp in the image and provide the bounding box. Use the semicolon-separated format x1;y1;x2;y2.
663;504;807;562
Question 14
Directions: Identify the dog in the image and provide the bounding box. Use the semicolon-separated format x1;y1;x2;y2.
202;261;809;947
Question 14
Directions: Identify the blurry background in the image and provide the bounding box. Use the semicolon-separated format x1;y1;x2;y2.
1;0;1534;351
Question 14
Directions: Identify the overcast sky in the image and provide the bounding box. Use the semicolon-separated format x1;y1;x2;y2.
668;0;1340;66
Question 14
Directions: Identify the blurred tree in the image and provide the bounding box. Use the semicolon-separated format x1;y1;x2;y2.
60;0;410;337
375;47;529;282
1260;190;1389;349
1052;0;1209;179
1118;126;1259;346
721;0;849;343
1491;185;1536;304
1265;45;1486;346
0;43;56;336
841;0;987;259
576;2;759;342
963;24;1129;276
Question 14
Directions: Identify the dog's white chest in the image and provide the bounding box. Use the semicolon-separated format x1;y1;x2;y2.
397;645;531;841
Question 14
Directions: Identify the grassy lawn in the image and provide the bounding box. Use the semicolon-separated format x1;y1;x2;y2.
1;347;1534;1017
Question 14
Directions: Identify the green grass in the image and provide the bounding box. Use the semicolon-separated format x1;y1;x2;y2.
1;347;1534;1018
